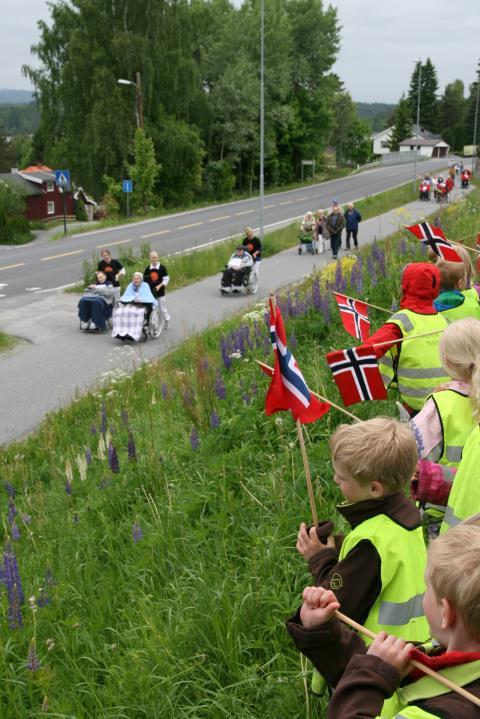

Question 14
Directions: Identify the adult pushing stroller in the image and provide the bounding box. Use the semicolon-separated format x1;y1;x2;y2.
298;211;318;255
220;246;258;295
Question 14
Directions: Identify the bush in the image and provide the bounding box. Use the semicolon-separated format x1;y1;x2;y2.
0;180;32;244
202;160;236;200
75;198;88;222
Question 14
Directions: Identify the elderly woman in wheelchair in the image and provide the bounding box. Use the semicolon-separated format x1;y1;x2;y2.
112;272;163;342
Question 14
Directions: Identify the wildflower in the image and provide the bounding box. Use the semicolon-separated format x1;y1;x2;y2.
242;393;251;405
127;433;137;461
190;427;200;451
399;237;407;256
46;638;55;652
27;639;40;671
391;299;399;312
7;499;17;525
151;391;157;405
367;255;377;288
121;409;129;427
132;522;144;544
100;402;107;434
65;479;72;496
334;260;344;291
11;522;20;541
108;443;120;474
214;371;226;400
3;482;15;498
3;543;24;629
312;278;322;311
76;454;87;482
90;423;97;436
289;329;297;350
354;257;364;294
65;460;73;484
85;447;92;466
210;410;220;429
22;514;32;525
220;337;232;370
161;382;169;400
320;294;331;324
97;434;106;461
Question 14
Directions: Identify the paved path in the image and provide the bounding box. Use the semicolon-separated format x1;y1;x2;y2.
0;187;468;445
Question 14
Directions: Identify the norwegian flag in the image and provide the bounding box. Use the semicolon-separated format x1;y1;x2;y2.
326;346;388;406
333;293;370;342
405;222;462;262
265;299;330;423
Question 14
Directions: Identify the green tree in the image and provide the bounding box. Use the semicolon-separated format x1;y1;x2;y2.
408;58;439;133
329;92;371;165
388;95;413;151
0;180;32;244
128;128;160;212
440;80;466;151
0;131;17;173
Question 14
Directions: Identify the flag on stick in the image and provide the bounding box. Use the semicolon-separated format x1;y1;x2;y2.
333;293;370;341
265;298;330;423
405;222;462;262
326;346;388;406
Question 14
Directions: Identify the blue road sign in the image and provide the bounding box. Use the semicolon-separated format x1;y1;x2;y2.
123;179;133;193
55;170;71;187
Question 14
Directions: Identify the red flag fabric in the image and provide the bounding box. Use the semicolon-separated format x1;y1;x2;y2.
405;222;462;263
333;293;370;342
265;299;330;423
326;346;388;406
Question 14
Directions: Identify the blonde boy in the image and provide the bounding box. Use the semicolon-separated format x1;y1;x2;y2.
297;418;429;645
434;259;480;321
288;523;480;717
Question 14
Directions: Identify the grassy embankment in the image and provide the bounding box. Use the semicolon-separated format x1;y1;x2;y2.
0;186;478;717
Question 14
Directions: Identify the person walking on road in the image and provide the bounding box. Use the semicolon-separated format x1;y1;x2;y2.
344;203;362;250
326;203;345;260
143;251;171;328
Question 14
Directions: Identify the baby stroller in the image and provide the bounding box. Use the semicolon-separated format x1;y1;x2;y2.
111;302;163;342
220;247;258;295
419;180;430;201
298;229;318;255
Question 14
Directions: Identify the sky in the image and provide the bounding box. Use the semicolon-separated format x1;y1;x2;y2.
1;0;480;103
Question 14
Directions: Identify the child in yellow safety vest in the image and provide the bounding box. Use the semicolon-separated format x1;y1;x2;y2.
410;318;480;515
287;522;480;718
296;418;429;694
434;259;480;321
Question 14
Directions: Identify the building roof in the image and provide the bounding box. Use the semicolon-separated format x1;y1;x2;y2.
399;137;449;147
0;173;44;196
371;126;394;140
22;164;53;174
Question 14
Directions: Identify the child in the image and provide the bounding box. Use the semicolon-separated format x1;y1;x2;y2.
454;244;480;304
287;522;480;717
441;420;480;534
434;259;480;321
297;418;429;651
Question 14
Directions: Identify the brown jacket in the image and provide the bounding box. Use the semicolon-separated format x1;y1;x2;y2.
286;615;480;718
307;492;422;625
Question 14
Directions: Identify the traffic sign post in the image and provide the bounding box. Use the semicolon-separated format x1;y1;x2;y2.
123;179;133;218
55;170;71;236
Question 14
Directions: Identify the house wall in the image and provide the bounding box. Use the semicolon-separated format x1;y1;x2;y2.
25;184;74;221
372;130;392;155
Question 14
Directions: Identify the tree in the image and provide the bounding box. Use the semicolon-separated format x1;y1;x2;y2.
388;96;413;151
408;58;439;133
0;180;32;244
128;129;160;212
439;80;466;151
0;132;16;173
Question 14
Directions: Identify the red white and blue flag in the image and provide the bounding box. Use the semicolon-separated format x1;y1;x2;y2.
326;346;388;406
265;299;330;423
333;293;370;342
405;222;462;263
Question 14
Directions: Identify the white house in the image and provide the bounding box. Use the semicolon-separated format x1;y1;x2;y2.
398;136;450;158
372;126;394;155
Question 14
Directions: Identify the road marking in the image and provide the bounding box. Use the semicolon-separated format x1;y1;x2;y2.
141;229;170;238
95;238;131;248
0;263;25;272
235;209;254;216
279;200;293;205
264;204;276;209
0;283;7;288
209;215;231;222
25;287;42;291
178;222;203;230
41;250;84;262
34;282;78;294
296;196;310;201
0;294;6;298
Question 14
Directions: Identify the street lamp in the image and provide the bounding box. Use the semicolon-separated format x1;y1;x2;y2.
412;58;422;190
471;60;480;177
117;72;144;129
259;0;264;242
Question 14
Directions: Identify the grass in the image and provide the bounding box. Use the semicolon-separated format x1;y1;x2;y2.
0;331;17;353
0;185;478;717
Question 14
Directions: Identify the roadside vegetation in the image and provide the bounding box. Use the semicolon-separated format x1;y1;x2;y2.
0;331;17;353
1;186;478;716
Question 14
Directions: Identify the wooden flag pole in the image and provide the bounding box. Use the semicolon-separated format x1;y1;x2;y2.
255;360;361;423
402;225;480;256
335;610;480;708
334;292;391;314
372;327;445;349
296;419;319;526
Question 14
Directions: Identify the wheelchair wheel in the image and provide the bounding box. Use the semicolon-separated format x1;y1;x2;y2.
247;271;259;295
149;308;163;339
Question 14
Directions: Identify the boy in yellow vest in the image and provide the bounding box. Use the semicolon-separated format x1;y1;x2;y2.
433;259;480;322
296;418;429;693
287;522;480;717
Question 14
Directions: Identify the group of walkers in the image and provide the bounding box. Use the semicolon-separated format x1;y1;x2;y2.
299;202;362;258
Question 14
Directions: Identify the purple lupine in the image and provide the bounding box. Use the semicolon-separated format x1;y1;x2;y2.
312;279;321;311
45;568;56;587
100;403;107;435
355;257;364;294
334;260;343;291
65;479;72;496
132;522;144;544
27;641;41;671
121;409;129;427
391;300;399;312
263;335;271;357
90;423;97;436
183;386;195;406
251;381;258;396
376;248;386;277
85;447;92;466
190;427;200;451
36;587;51;608
7;499;17;525
289;329;297;349
210;410;220;429
3;543;24;629
399;237;407;256
161;382;169;400
200;357;209;371
3;482;15;498
242;393;251;405
367;255;377;288
320;294;331;324
214;371;226;400
11;522;20;541
220;337;232;370
127;433;137;461
108;443;120;473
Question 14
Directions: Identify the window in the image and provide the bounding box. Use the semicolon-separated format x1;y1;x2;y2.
47;201;55;215
380;141;390;148
46;181;54;192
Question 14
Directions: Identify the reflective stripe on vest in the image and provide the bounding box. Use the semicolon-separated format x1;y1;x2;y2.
379;310;449;410
445;446;463;463
338;513;428;641
441;424;480;534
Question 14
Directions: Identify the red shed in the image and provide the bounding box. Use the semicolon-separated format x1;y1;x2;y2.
0;165;74;222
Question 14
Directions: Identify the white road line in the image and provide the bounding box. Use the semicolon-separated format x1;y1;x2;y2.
279;200;293;205
0;294;6;298
0;283;7;288
25;287;42;291
95;239;131;248
209;215;231;222
264;204;276;209
296;196;310;201
0;262;25;272
141;230;170;239
33;282;78;294
235;209;254;215
41;250;84;262
178;222;203;230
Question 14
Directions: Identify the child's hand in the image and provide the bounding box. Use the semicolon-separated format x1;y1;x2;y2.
296;522;335;559
300;586;340;629
367;632;414;676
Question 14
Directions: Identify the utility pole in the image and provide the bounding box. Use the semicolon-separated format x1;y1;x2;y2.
472;60;480;177
259;0;265;242
118;74;144;129
412;59;422;190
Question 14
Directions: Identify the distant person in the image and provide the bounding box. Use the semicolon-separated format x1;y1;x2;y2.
143;251;171;328
97;249;125;287
315;209;329;254
344;203;362;250
326;203;345;260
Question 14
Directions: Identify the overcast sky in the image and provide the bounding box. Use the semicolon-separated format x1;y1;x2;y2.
1;0;479;103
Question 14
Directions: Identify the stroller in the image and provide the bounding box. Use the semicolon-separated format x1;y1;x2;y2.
220;247;258;295
111;302;163;342
298;229;318;255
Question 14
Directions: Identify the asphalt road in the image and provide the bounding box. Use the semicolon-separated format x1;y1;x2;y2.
0;157;451;308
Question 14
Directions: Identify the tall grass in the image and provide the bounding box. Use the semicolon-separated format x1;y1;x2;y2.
0;186;478;717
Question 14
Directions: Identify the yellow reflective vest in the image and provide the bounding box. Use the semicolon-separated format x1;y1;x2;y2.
439;292;480;322
338;512;429;641
441;424;480;533
428;389;475;467
379;310;449;411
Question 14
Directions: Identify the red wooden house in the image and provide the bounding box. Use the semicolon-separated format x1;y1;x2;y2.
0;164;74;222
